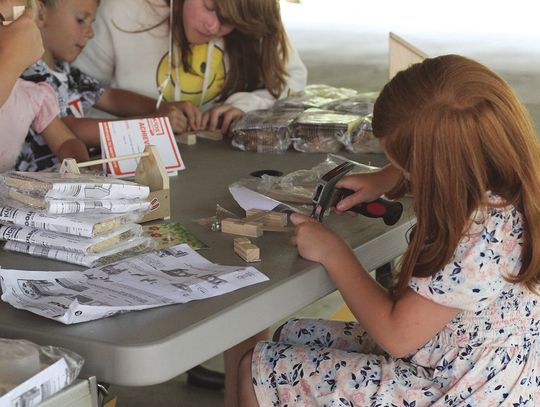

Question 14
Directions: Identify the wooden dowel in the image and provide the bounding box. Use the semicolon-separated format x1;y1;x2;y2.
77;152;150;168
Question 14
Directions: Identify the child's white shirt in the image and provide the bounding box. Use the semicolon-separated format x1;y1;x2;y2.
74;0;308;112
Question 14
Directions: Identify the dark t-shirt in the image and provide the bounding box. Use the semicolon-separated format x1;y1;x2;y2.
16;60;105;171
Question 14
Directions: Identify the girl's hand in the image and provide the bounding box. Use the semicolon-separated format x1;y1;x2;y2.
335;165;402;214
201;104;244;136
156;103;189;133
1;11;44;74
166;101;204;131
289;212;350;264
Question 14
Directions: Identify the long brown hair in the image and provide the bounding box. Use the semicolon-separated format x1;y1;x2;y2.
167;0;289;101
373;55;540;296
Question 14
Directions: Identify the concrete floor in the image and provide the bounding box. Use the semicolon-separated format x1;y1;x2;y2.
108;1;540;405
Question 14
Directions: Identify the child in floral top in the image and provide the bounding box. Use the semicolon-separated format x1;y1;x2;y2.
237;55;540;406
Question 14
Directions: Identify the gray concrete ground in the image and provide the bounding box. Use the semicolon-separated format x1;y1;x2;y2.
108;1;540;405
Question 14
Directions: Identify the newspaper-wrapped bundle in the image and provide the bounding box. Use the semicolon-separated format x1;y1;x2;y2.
2;172;151;214
0;171;155;266
230;109;302;153
3;171;149;199
0;224;142;254
6;188;151;214
0;206;139;237
292;108;362;153
3;237;155;268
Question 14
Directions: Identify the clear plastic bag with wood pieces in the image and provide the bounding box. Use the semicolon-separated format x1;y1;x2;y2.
291;108;363;153
320;91;378;116
0;198;147;238
275;84;359;109
230;108;303;153
0;223;144;254
230;153;379;208
0;172;150;217
342;114;383;154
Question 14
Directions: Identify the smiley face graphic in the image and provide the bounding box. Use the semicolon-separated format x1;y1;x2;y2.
156;43;225;106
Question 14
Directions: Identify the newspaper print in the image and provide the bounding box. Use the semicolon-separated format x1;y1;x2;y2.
0;359;70;407
0;224;142;254
0;206;131;237
4;237;153;267
3;172;150;199
45;199;150;215
0;244;269;324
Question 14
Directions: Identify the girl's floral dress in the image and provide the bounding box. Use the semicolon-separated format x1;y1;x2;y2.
252;197;540;406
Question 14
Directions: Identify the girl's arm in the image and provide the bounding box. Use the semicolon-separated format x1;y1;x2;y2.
41;117;89;163
62;88;191;146
0;13;43;106
290;213;460;358
95;88;189;132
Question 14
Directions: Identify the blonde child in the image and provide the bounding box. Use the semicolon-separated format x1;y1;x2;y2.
76;0;308;135
17;0;188;171
238;55;540;406
0;3;88;172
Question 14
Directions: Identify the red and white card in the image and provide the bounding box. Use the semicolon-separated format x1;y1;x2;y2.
99;117;185;178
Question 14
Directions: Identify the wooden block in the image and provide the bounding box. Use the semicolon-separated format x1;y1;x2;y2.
246;209;288;227
196;131;223;141
221;218;263;237
234;238;260;262
233;237;251;245
176;133;197;145
261;225;294;233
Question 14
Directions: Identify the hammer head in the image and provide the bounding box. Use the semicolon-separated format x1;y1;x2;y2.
310;162;355;222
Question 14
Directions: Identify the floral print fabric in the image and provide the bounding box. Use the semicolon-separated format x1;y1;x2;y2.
253;198;540;406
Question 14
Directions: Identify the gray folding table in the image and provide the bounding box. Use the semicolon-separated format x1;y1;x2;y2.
0;141;413;386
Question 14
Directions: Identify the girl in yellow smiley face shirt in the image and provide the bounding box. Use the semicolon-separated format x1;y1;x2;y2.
76;0;308;135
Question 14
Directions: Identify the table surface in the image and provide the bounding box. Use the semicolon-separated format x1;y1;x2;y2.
0;141;414;386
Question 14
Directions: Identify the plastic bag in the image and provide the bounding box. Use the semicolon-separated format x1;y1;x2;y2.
276;84;359;109
230;154;379;211
3;236;157;268
0;205;146;238
230;109;302;152
342;114;383;154
321;91;378;115
292;108;362;153
0;223;143;254
0;338;83;405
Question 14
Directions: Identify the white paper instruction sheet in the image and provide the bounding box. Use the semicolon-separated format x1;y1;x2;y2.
0;244;268;324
